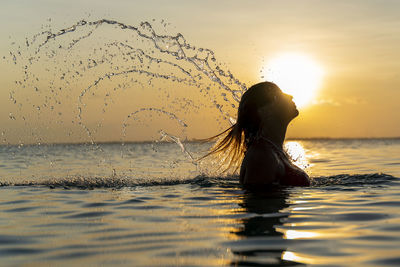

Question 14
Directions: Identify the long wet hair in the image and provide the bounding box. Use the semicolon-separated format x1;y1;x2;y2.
203;82;281;172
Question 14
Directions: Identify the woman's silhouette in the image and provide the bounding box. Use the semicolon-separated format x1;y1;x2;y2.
205;82;310;187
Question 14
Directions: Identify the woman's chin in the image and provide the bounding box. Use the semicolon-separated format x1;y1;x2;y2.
293;107;299;118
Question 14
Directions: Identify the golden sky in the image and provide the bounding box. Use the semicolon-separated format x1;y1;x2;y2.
1;0;400;144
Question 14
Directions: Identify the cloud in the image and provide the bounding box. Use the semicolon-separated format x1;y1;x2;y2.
311;98;341;106
344;98;368;105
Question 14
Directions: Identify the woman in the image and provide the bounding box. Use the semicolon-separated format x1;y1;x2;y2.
205;82;310;187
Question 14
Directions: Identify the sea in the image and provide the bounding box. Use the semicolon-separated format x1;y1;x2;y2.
0;139;399;266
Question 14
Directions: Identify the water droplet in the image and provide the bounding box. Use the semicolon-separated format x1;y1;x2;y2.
9;113;16;120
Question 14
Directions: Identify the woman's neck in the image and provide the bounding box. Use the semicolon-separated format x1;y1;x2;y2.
260;120;288;148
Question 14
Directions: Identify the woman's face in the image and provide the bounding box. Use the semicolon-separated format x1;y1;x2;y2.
277;91;299;120
258;90;299;123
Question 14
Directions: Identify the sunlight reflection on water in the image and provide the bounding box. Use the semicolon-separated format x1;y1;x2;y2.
285;141;309;170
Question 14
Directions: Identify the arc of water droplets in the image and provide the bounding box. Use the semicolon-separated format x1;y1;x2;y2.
122;107;188;138
10;18;251;148
113;42;194;81
32;19;247;140
77;66;194;106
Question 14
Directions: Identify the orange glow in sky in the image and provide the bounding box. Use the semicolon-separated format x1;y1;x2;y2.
1;1;400;143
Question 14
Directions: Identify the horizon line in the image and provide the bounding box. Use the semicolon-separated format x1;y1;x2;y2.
2;136;400;146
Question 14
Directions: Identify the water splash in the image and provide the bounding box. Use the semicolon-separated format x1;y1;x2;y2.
158;129;197;167
8;18;247;146
5;18;249;180
0;173;395;189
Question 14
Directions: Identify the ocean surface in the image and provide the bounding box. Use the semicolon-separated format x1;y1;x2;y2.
0;138;399;266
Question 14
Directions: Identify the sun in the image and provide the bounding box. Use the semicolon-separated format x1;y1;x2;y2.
262;53;324;108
